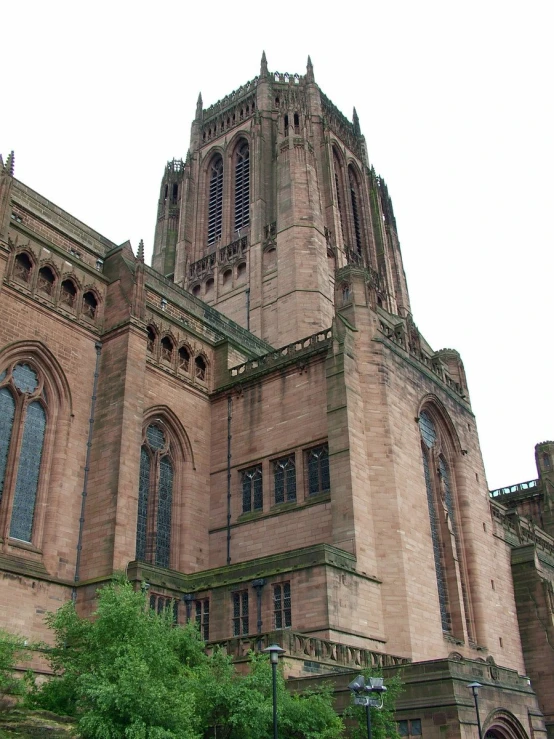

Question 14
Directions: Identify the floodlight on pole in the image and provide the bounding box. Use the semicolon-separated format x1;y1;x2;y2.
348;675;388;739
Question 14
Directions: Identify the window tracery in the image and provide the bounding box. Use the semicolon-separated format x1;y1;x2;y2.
136;422;174;568
419;408;473;641
274;456;296;504
82;291;98;319
307;444;330;495
60;279;77;308
348;166;363;255
241;465;263;513
14;253;33;283
37;267;55;295
0;363;47;543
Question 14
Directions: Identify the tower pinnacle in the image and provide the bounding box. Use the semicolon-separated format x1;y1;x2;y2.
4;151;14;176
306;55;314;82
196;93;203;120
260;50;268;77
137;239;145;263
353;107;360;136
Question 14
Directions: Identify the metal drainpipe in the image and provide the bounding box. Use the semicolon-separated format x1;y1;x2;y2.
226;395;232;565
72;341;102;602
246;288;250;331
252;578;266;634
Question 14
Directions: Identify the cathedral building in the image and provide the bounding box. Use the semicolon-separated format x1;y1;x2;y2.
0;54;552;739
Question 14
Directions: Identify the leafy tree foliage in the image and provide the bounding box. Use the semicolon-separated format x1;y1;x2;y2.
30;578;345;738
0;629;27;703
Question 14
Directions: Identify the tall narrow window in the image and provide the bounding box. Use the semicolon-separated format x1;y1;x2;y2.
273;583;292;629
37;267;55;295
274;456;296;504
333;149;346;245
195;599;210;640
419;409;473;640
0;363;47;544
136;423;174;568
307;444;330;495
241;465;263;513
349;166;363;255
207;156;223;245
232;591;249;636
234;141;250;231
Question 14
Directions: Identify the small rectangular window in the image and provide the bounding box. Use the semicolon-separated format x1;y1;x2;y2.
273;583;292;629
273;455;296;504
195;598;210;640
241;465;263;513
232;591;249;636
398;720;422;738
306;444;330;495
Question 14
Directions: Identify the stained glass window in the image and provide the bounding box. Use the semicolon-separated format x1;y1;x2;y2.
274;456;296;504
136;448;150;561
307;445;330;495
422;448;450;632
0;363;48;545
0;388;15;504
418;411;436;448
13;364;38;394
208;156;223;245
156;456;173;568
241;466;263;513
136;423;174;568
10;402;46;541
274;583;292;629
234;141;250;231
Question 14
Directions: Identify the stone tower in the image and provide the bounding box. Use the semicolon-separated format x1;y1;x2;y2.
152;54;410;347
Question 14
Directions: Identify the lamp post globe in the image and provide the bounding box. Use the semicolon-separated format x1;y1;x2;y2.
263;644;285;739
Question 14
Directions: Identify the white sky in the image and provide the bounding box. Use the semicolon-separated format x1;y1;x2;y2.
3;1;552;490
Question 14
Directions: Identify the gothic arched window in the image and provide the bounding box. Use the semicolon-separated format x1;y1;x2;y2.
0;363;47;543
207;155;223;245
136;423;174;568
14;253;33;283
37;266;55;295
419;409;473;641
234;141;250;232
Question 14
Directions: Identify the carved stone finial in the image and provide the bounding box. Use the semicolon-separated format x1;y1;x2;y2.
353;107;361;136
260;50;268;77
306;55;314;82
5;151;14;176
137;239;145;263
196;92;203;119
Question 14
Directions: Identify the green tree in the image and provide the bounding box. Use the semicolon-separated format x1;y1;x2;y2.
344;669;403;739
32;577;345;738
0;629;27;704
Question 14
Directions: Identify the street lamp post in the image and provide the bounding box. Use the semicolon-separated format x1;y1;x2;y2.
348;675;388;739
468;682;484;739
263;644;285;739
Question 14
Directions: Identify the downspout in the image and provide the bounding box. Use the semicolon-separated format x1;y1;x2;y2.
226;395;233;565
245;287;250;331
72;341;102;602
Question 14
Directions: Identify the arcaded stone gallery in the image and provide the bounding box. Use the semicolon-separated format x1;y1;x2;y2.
1;55;553;739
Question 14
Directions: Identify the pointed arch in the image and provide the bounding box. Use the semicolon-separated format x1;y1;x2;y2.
417;397;474;643
0;341;71;547
348;163;364;256
136;406;195;569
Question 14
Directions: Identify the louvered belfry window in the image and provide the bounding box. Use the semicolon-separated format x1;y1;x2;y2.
207;156;223;245
136;423;174;568
234;141;250;232
349;166;362;255
0;363;47;544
